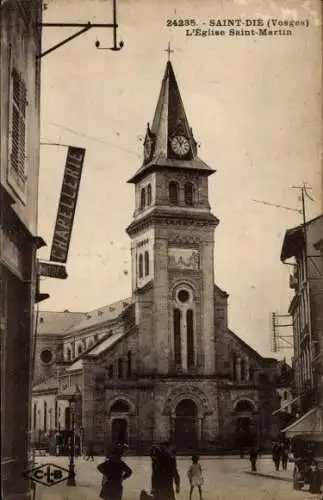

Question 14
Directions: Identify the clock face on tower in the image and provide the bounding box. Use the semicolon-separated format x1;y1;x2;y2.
170;135;190;157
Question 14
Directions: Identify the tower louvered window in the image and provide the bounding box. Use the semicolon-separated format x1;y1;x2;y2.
169;182;179;205
174;308;181;365
186;309;194;368
140;188;146;210
138;254;143;278
144;251;149;276
184;182;194;206
10;69;27;180
147;184;152;205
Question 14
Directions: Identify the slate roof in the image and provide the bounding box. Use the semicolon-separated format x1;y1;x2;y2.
37;298;134;337
33;376;58;392
87;331;125;356
227;329;268;363
66;297;133;334
66;331;126;372
36;311;86;336
128;61;214;184
281;214;323;261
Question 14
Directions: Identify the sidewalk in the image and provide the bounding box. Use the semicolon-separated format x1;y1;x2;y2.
244;457;293;482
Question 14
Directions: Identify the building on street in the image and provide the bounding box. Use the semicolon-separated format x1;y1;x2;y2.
31;60;284;454
1;2;43;500
280;214;323;441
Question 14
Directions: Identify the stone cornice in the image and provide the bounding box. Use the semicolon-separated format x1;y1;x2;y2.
126;210;219;236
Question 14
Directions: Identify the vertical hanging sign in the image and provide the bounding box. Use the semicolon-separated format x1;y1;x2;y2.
50;147;86;263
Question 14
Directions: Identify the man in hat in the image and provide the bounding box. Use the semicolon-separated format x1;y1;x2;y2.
98;444;132;500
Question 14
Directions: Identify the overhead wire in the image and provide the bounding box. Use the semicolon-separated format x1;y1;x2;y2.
42;120;141;157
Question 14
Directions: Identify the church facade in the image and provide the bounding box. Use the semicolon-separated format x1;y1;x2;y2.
32;61;281;453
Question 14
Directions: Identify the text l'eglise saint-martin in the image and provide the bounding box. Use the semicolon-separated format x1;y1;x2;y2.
183;18;307;37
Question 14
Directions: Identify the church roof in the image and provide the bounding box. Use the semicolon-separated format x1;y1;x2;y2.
66;331;126;372
33;376;58;393
36;311;86;336
128;61;215;183
87;331;125;356
66;297;133;334
227;329;268;363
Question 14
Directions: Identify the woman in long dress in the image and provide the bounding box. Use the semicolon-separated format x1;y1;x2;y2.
151;445;180;500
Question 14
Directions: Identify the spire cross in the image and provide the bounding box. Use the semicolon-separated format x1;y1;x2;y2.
164;42;174;61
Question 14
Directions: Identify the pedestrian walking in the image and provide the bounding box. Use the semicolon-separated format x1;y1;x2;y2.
281;446;288;471
187;454;204;500
85;441;95;461
97;444;132;500
272;441;281;471
249;448;258;472
150;443;180;500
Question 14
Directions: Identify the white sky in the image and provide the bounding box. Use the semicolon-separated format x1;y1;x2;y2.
37;0;322;359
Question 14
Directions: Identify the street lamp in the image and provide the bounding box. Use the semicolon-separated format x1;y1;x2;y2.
67;399;76;486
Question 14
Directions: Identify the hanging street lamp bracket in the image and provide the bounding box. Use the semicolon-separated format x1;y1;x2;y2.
37;22;123;58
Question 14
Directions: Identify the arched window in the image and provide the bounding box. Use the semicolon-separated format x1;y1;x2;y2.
118;358;123;379
187;309;194;368
127;351;132;378
144;251;149;276
232;354;237;381
138;254;143;278
234;400;255;413
147;184;152;205
77;344;83;356
169;182;179;205
184;182;194;206
44;401;47;432
33;403;37;430
249;366;254;382
111;400;130;413
174;308;181;366
240;359;246;381
283;390;288;400
108;364;114;379
140;187;146;210
66;347;72;361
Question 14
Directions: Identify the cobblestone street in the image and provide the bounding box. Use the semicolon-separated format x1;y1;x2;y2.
32;456;322;500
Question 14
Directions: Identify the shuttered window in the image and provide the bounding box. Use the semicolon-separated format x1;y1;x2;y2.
10;69;27;181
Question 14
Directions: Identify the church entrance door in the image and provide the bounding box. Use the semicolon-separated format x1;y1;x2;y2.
111;418;128;446
174;399;198;451
233;400;257;451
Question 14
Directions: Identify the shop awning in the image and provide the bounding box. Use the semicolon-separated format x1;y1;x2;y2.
281;407;323;441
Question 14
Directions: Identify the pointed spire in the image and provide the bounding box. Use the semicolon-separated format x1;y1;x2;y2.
128;61;214;183
150;61;197;160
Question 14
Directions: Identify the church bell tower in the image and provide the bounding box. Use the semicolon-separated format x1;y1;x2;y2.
126;60;219;376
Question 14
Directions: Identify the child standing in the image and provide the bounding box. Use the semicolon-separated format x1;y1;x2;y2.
187;455;203;500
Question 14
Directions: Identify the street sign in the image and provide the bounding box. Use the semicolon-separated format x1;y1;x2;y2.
24;463;70;487
38;261;68;279
50;146;86;263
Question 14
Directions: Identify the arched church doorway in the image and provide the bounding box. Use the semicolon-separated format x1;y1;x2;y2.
111;418;128;446
174;399;198;451
110;400;130;446
233;400;257;451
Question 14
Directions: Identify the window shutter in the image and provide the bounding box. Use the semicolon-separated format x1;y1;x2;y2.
10;68;27;180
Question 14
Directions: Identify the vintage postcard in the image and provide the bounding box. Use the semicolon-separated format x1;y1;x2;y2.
1;1;322;500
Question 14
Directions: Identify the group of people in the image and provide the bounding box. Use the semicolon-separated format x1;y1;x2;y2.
272;440;289;471
97;443;204;500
